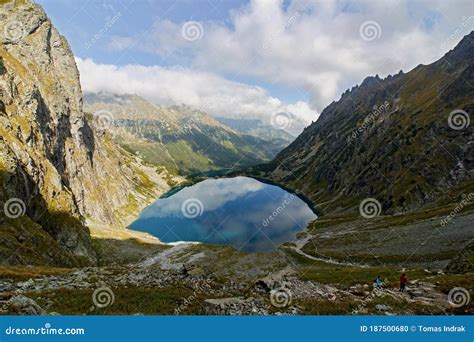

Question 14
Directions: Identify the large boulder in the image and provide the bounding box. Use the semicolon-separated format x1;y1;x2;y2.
9;295;46;315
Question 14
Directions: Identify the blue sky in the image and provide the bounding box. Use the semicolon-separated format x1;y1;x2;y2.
38;0;244;63
36;0;474;133
38;0;309;105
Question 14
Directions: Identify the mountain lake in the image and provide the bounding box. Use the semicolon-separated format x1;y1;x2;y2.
129;176;317;252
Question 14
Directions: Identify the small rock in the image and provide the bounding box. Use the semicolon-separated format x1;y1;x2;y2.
0;292;14;300
375;304;391;311
10;295;46;315
17;279;34;289
349;284;365;296
188;267;205;277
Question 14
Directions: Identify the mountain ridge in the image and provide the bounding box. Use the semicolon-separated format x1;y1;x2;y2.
0;0;171;266
249;31;474;215
83;92;285;174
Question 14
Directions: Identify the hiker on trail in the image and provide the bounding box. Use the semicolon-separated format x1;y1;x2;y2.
373;275;384;289
399;273;408;292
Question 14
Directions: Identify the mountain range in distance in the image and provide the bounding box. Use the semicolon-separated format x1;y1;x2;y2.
83;93;294;175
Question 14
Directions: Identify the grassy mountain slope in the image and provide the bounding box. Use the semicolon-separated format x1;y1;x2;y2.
251;31;474;215
83;93;282;174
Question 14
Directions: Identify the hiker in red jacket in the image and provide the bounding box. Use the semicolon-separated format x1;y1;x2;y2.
399;273;408;292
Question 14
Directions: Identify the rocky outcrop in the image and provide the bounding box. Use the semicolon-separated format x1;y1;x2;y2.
445;239;474;274
9;295;46;315
0;0;169;266
251;31;474;214
203;297;271;315
83;93;280;174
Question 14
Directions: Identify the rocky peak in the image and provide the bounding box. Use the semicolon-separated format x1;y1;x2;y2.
0;0;169;266
253;30;474;214
439;30;474;67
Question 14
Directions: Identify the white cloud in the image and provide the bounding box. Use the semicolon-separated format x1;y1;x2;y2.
76;57;316;134
78;0;473;135
140;176;265;219
107;0;474;115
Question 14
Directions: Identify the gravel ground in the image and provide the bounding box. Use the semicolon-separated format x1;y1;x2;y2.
302;212;474;268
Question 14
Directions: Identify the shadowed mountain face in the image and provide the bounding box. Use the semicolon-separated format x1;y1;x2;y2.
83;93;284;175
0;0;170;265
251;31;474;215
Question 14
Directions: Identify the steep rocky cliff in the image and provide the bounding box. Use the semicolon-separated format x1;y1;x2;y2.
0;0;169;266
251;31;474;215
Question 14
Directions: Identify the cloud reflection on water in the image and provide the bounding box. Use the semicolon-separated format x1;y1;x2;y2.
130;176;317;252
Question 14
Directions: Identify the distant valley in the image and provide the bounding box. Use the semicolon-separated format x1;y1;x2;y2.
83;93;292;175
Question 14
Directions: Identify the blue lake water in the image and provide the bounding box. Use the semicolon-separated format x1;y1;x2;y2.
129;176;317;252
